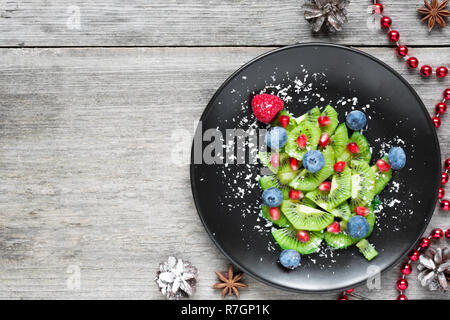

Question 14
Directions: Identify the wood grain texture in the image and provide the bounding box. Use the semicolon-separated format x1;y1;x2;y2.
0;0;449;47
0;47;448;299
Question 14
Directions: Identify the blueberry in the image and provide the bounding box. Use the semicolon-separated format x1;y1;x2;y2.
262;187;283;207
347;216;370;239
388;147;406;170
265;127;288;151
279;249;301;270
303;150;325;173
346;110;367;131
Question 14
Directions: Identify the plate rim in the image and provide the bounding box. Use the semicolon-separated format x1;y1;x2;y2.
189;42;441;293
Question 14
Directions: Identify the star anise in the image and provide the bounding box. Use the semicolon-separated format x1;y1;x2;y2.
417;0;450;31
213;264;248;298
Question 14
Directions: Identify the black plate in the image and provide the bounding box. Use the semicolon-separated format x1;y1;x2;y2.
190;43;440;292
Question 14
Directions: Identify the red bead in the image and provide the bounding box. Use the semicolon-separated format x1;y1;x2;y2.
297;230;310;243
319;132;331;147
355;206;370;217
289;157;299;171
338;294;349;300
345;288;355;294
436;102;447;114
420;65;433;77
380;16;392;28
296;134;308;149
373;3;383;14
406;57;419;69
432;116;441;128
269;207;280;221
431;228;444;239
271;153;280;168
347;142;360;154
334;161;346;173
408;249;420;261
279;115;290;128
376;159;391;172
327;221;340;233
388;30;400;42
445;229;450;239
436;66;448;78
441;172;449;184
401;263;412;275
396;45;408;57
419;237;431;249
445;88;450;100
396;278;408;291
318;116;331;127
445;158;450;169
438;187;445;199
440;199;450;211
396;294;408;300
319;181;331;192
289;189;303;201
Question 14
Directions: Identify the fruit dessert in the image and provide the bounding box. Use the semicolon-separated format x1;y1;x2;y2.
252;93;406;270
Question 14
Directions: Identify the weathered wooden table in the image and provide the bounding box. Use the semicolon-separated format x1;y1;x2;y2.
0;1;448;299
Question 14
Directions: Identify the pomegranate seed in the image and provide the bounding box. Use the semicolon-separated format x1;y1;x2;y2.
355;206;369;216
334;161;346;173
318;181;331;192
318;116;331;127
289;158;299;171
297;230;310;243
376;159;391;172
327;221;340;233
271;153;280;167
279;115;290;128
319;132;330;147
289;189;304;200
269;207;280;221
296;134;308;149
347;142;360;154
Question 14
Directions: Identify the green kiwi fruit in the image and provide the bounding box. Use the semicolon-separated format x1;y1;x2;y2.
285;121;321;161
364;207;376;238
337;131;371;164
272;227;323;255
372;156;392;195
320;105;339;135
271;110;297;132
329;201;352;221
356;239;378;261
258;152;290;174
305;166;352;211
295;107;321;125
349;160;376;208
259;175;290;199
289;146;335;191
261;204;291;227
330;123;349;160
324;231;358;249
280;200;334;231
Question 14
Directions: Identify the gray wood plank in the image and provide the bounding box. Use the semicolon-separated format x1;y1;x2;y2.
0;47;448;299
0;1;449;47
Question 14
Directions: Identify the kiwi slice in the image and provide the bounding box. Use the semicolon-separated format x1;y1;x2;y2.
302;197;318;208
280;200;334;231
372;156;392;195
271;110;297;132
296;107;321;125
258;152;290;174
261;204;291;227
329;201;352;221
364;207;376;238
305;166;352;211
330;123;349;160
320;105;339;135
356;239;378;261
272;227;323;255
324;231;358;249
259;175;290;200
349;160;376;208
337;131;371;164
289;146;335;191
285;121;321;161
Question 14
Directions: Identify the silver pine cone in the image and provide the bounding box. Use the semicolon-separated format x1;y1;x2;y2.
417;247;450;291
303;0;350;33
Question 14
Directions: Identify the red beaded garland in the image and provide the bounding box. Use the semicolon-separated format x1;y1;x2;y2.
388;30;400;42
436;102;447;114
432;116;441;128
441;172;449;184
380;16;392;28
430;228;444;239
438;187;445;199
436;66;448;78
446;229;450;239
408;249;420;261
440;199;450;211
338;295;349;300
400;263;412;275
396;294;408;300
396;278;408;291
445;88;450;100
396;45;408;57
373;3;383;14
420;65;433;77
445;158;450;169
419;237;431;249
406;57;419;69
